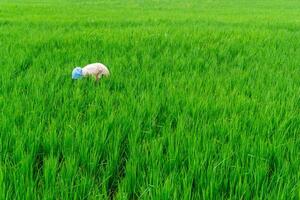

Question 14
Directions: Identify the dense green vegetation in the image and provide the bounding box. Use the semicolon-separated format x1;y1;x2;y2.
1;0;300;199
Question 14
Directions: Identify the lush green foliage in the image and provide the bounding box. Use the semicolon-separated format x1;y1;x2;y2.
1;0;300;199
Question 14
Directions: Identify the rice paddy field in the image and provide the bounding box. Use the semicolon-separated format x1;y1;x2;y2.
1;0;300;199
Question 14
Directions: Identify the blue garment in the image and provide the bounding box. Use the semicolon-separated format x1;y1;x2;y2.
72;67;83;79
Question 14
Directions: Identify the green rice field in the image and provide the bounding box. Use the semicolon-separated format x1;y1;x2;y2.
1;0;300;199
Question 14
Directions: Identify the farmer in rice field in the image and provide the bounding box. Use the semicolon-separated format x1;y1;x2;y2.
72;63;110;81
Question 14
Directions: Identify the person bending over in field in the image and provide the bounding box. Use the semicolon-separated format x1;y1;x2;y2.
72;63;110;81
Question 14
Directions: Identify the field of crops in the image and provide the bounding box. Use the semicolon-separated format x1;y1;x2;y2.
1;0;300;199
